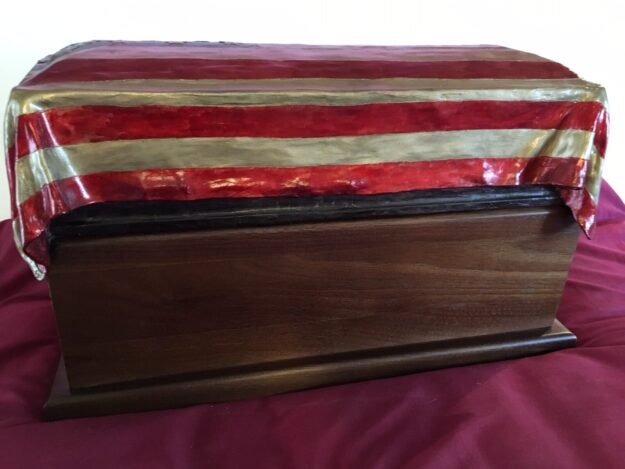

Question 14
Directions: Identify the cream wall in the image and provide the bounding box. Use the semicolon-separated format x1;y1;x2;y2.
1;0;623;220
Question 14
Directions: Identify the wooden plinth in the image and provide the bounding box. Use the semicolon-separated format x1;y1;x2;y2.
43;319;575;420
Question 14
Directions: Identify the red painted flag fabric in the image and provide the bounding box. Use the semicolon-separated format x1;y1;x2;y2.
3;41;609;277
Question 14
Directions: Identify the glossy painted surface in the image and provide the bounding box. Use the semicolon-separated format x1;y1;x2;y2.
13;101;605;157
22;59;578;85
3;41;609;277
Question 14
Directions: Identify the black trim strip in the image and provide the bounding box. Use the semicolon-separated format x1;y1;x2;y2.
48;185;562;241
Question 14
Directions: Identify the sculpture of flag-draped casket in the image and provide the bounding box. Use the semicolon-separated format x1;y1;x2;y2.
4;42;609;419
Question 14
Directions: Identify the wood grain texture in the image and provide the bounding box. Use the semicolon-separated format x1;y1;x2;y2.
43;320;576;420
47;204;579;392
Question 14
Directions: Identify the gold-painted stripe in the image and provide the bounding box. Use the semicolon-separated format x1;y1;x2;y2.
14;77;601;93
584;148;603;204
9;79;608;115
16;129;594;205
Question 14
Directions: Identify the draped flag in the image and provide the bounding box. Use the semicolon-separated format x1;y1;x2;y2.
4;41;609;278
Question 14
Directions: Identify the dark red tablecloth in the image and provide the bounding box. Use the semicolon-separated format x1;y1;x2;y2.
1;182;624;469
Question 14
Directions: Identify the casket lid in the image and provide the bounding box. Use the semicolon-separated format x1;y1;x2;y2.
3;41;609;277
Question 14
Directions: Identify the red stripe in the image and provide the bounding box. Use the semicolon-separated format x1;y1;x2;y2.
70;43;537;61
559;187;597;237
21;59;576;85
14;101;605;158
18;156;587;265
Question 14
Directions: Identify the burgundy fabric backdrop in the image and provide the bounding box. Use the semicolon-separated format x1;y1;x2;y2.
1;181;624;469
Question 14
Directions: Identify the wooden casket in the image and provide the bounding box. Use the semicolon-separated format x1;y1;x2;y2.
4;42;608;419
